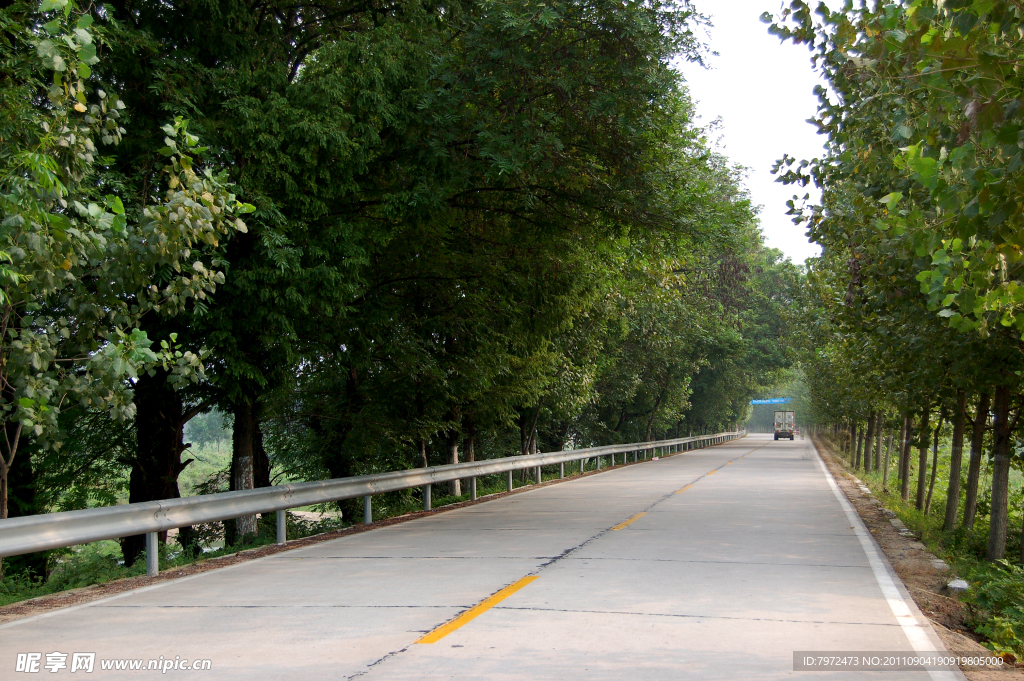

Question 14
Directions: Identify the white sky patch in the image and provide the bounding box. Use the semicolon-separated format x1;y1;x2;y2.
679;0;831;265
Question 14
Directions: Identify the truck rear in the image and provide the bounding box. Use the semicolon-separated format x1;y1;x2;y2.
773;411;795;440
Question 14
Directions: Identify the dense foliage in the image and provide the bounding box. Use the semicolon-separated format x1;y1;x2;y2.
0;0;796;577
767;0;1024;568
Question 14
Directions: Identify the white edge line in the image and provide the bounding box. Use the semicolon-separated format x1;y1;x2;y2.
811;441;964;681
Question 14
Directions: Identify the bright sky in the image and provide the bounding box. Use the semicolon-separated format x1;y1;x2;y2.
679;0;827;265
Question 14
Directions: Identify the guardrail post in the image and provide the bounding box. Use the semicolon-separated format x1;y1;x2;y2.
535;466;541;484
470;478;477;501
611;453;615;466
276;509;287;545
146;531;158;577
424;484;432;511
560;462;564;478
507;470;513;492
364;496;372;525
597;455;602;470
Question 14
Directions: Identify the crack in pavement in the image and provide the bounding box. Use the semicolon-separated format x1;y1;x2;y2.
492;605;904;627
344;438;767;679
288;555;555;560
563;556;872;568
96;604;461;609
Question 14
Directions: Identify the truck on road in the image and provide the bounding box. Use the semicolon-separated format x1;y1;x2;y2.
774;411;795;440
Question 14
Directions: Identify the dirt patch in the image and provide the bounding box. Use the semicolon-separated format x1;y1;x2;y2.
0;459;643;626
814;437;1021;680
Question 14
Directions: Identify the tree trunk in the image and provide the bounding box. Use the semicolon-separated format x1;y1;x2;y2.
419;439;428;468
916;406;930;511
864;411;876;473
944;390;967;531
232;398;257;540
121;370;193;566
0;460;7;524
0;420;19;523
987;385;1013;561
875;413;883;470
883;428;894;490
0;461;5;581
925;411;943;515
896;415;908;492
645;385;667;442
854;422;863;468
848;421;856;462
447;433;460;497
520;405;542;456
462;419;475;493
0;431;45;580
963;391;990;530
1020;510;1024;565
253;418;271;489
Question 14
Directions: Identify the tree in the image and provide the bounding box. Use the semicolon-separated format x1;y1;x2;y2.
0;0;250;575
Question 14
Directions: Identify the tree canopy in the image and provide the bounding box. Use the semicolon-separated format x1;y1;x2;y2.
0;0;797;575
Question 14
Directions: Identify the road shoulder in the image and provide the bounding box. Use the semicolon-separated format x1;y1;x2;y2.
814;436;1021;680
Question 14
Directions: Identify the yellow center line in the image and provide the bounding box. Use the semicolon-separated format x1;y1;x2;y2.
611;512;647;530
675;484;693;494
416;576;539;644
707;470;717;476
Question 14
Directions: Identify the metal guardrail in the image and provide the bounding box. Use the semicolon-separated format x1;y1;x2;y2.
0;430;745;576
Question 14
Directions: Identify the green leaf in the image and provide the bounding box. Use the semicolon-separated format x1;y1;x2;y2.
78;42;98;65
908;155;937;179
105;195;125;215
879;192;903;209
36;39;55;58
76;63;91;79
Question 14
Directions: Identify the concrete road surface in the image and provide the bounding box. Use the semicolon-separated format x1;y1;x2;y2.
1;434;961;680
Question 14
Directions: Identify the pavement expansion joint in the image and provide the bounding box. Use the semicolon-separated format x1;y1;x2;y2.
491;606;905;627
96;603;460;610
610;512;647;530
416;575;540;644
293;555;556;560
561;556;873;568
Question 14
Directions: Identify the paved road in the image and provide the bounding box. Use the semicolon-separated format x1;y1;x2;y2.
2;435;959;680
